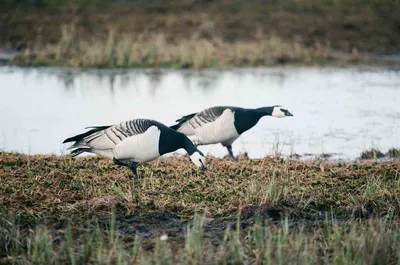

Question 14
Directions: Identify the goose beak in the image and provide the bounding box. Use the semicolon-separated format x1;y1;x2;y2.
286;111;293;116
200;165;207;174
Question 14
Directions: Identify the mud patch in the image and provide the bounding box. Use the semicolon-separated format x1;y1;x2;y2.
115;209;186;240
111;205;284;242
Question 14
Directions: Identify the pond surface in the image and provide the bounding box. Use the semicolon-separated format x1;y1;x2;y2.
0;66;399;160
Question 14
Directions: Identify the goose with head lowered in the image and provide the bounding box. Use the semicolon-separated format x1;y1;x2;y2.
63;118;207;177
170;105;293;161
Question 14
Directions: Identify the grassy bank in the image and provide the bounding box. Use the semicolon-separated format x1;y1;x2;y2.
1;152;400;263
1;152;400;219
1;210;399;264
1;0;399;68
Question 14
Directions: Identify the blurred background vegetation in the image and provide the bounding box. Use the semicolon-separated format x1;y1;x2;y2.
1;0;399;67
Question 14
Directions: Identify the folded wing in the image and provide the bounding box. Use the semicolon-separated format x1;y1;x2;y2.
63;119;157;158
170;106;229;135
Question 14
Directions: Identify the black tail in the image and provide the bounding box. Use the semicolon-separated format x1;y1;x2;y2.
63;125;111;144
70;148;92;157
170;113;197;130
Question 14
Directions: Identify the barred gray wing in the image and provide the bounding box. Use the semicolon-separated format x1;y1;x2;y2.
111;119;159;141
189;106;230;128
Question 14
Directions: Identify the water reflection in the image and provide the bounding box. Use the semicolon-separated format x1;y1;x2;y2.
16;67;295;98
0;66;399;160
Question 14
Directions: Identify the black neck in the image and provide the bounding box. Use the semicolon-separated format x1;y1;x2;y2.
233;106;276;135
254;106;274;118
159;131;197;156
159;130;195;155
182;135;197;155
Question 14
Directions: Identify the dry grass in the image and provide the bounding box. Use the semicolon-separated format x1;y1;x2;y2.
2;0;399;68
14;27;334;69
1;152;400;263
1;152;399;219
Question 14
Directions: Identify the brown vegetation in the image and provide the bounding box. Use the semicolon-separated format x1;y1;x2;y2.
1;151;399;263
1;0;399;68
1;152;399;219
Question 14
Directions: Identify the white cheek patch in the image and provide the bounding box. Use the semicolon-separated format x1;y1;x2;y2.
272;108;286;118
190;152;204;168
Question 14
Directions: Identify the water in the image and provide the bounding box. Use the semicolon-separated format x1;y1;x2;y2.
0;66;399;160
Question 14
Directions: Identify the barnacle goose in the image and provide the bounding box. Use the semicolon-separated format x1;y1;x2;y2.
63;118;207;177
170;105;293;161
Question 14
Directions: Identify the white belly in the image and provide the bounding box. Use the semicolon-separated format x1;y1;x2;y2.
112;126;161;163
190;109;240;146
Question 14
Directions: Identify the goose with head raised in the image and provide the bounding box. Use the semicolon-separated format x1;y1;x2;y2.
170;105;293;161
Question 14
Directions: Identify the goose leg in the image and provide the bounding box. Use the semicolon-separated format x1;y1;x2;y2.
113;158;140;178
113;158;141;205
127;162;139;178
225;145;238;162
